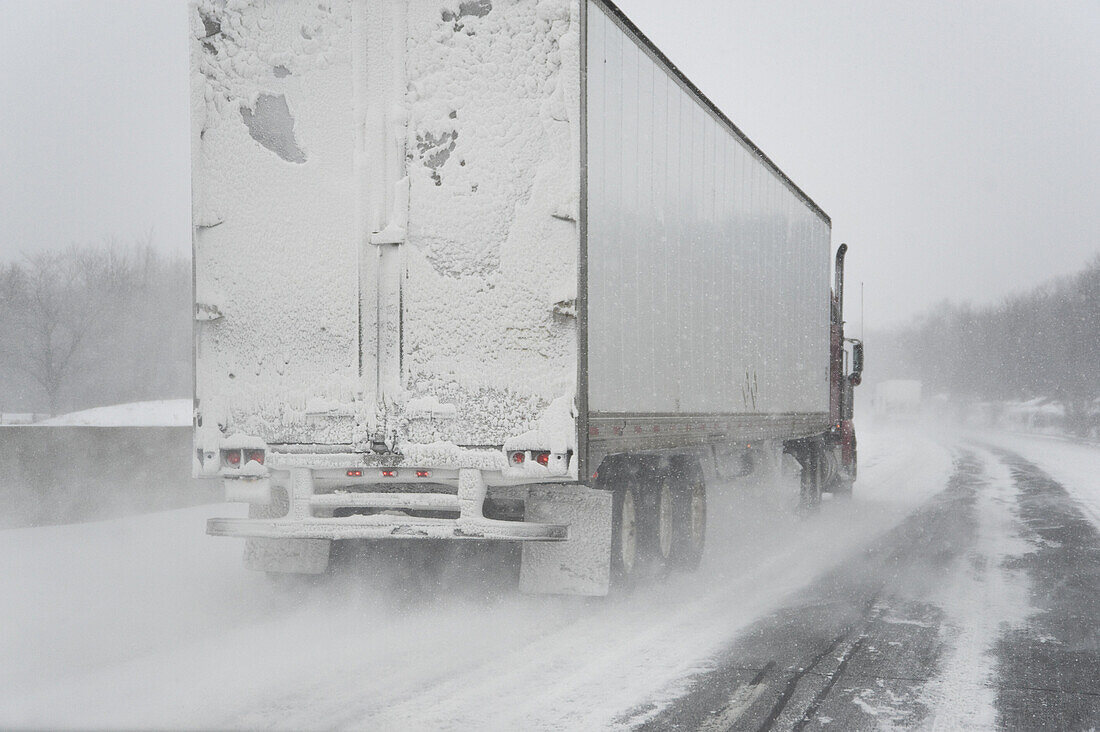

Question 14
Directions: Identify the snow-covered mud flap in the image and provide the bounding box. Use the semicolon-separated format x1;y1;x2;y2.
520;487;613;596
242;484;331;575
244;537;331;575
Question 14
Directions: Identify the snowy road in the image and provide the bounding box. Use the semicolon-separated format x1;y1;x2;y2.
2;428;1099;730
640;443;1100;730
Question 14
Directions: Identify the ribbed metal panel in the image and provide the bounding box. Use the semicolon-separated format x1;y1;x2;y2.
585;1;831;418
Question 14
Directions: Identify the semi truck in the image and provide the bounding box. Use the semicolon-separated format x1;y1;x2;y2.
190;0;864;595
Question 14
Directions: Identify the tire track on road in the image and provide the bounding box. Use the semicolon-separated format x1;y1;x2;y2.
986;447;1100;729
637;450;983;731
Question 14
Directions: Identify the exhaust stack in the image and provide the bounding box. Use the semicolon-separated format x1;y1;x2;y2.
834;243;848;323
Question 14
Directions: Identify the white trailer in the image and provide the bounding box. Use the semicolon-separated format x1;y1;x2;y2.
190;0;855;595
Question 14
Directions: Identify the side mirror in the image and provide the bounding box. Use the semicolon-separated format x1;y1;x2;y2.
852;341;864;376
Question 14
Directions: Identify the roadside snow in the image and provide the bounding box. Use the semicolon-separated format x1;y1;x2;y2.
979;431;1100;533
34;399;192;427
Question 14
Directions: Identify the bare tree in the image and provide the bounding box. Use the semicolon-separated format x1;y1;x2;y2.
0;250;108;414
883;255;1100;437
0;238;192;416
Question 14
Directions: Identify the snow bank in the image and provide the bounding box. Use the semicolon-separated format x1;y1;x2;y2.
35;400;192;427
980;431;1100;533
0;413;49;425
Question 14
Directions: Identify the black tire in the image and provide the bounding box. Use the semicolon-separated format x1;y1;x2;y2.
829;438;856;499
610;477;641;591
635;461;674;577
798;444;824;513
669;458;707;570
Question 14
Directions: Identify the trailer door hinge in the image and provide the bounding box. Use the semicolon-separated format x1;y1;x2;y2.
369;227;406;245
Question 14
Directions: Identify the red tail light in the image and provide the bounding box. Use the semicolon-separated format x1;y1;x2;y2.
416;470;431;478
247;450;264;465
381;470;397;478
347;469;362;477
511;451;525;464
223;450;241;467
536;451;550;466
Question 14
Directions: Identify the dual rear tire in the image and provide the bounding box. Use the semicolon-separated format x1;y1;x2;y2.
669;465;706;570
607;457;707;590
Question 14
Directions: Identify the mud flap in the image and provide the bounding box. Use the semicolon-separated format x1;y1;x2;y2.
520;487;612;596
244;537;331;574
242;486;330;574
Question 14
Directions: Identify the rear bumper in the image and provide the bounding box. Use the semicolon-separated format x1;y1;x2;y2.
209;465;574;543
207;514;567;541
212;466;614;595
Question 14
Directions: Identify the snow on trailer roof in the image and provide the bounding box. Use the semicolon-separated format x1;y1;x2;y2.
593;0;831;225
33;400;192;427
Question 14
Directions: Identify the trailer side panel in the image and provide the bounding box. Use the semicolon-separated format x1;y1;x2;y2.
584;1;831;435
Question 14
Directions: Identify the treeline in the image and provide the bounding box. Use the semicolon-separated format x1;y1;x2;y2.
884;256;1100;435
0;240;191;415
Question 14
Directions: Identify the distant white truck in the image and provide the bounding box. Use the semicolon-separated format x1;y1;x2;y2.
190;0;863;595
873;380;922;422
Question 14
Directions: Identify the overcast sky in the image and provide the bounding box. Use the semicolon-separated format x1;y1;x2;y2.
0;0;1096;327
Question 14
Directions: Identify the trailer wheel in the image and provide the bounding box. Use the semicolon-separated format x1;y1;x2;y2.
610;481;640;589
632;462;675;576
670;465;706;570
831;458;854;499
833;439;857;499
655;477;675;563
798;443;824;512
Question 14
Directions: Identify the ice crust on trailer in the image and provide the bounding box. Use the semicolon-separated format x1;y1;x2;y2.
503;393;577;455
192;0;361;451
191;0;581;457
399;0;580;450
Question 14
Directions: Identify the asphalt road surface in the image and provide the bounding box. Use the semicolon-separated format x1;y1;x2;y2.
633;445;1100;731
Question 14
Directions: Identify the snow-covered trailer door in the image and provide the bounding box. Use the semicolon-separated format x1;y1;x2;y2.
397;0;581;450
192;0;583;463
191;2;367;457
582;1;832;469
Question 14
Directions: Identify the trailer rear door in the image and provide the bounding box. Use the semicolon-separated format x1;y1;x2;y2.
192;1;582;455
191;2;367;449
396;0;582;449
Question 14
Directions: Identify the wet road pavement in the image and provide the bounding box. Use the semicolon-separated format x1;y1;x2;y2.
633;446;1100;731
